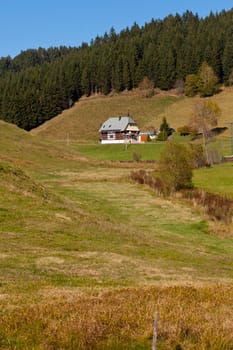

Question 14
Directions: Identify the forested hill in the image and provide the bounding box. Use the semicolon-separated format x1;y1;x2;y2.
1;9;233;131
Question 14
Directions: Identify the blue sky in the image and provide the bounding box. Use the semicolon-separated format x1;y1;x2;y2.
1;0;233;58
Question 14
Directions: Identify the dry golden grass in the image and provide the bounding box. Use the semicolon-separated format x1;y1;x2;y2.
30;87;233;141
0;284;232;349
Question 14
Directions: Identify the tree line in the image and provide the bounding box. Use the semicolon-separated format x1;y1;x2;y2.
0;9;233;130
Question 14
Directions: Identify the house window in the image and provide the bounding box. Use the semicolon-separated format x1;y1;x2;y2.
108;133;115;139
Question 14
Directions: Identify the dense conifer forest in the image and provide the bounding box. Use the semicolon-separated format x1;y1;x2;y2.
0;9;233;130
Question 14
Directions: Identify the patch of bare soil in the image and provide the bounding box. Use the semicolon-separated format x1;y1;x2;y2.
36;257;65;266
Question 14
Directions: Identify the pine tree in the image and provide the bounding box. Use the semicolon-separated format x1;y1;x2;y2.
222;28;233;84
157;117;170;141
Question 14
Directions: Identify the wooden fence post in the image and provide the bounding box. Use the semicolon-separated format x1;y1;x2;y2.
152;311;158;350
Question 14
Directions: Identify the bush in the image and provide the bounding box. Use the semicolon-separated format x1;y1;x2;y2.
184;74;199;97
130;170;168;195
132;151;142;162
138;77;154;98
184;63;219;97
183;189;233;223
158;141;193;192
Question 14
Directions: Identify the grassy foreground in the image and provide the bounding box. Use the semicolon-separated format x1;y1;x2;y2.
1;285;233;349
0;120;233;349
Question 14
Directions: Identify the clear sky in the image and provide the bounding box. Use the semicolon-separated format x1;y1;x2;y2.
1;0;233;58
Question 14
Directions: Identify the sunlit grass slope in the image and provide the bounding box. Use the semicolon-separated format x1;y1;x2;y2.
0;119;90;175
30;87;233;142
1;118;233;349
0;119;232;292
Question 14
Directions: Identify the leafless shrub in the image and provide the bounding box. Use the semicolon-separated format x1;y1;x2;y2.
183;189;233;223
131;170;233;223
173;79;185;95
130;170;169;195
138;77;155;98
130;170;147;184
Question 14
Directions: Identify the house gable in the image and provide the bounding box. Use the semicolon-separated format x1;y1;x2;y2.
99;116;140;144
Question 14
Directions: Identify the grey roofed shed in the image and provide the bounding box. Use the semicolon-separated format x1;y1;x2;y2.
99;116;137;132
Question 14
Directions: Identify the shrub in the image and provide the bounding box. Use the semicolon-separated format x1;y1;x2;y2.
132;151;142;162
138;77;154;97
184;63;219;97
184;74;199;97
158;141;193;192
183;189;233;223
130;170;167;195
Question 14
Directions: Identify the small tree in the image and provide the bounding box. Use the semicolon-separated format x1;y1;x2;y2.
158;141;193;192
191;100;221;165
158;117;169;141
184;63;219;97
184;74;199;97
197;62;219;97
189;143;206;168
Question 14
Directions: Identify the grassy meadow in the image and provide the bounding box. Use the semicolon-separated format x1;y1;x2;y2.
0;88;233;349
193;162;233;197
72;142;165;161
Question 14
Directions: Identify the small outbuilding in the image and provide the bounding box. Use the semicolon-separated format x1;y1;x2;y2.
99;116;140;144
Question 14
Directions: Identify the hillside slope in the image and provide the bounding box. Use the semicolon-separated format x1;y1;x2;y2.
1;113;233;349
0;119;89;176
30;88;233;141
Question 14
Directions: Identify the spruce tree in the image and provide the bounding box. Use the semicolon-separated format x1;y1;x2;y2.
222;28;233;84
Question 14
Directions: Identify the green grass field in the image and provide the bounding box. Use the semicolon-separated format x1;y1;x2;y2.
193;162;233;197
72;142;165;161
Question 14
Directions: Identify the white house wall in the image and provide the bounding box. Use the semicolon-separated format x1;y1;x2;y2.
100;139;142;144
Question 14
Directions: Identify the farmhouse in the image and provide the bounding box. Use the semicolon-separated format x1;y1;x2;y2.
99;116;140;144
